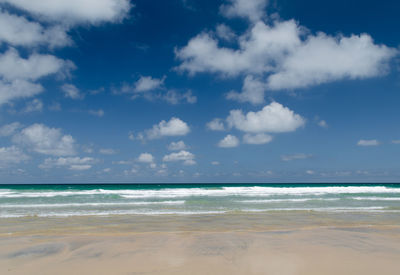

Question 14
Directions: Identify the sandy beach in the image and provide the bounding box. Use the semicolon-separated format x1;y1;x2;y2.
1;212;399;275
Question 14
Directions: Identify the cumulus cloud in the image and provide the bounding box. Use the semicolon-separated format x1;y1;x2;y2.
0;122;22;136
12;123;76;156
23;99;43;113
0;48;74;106
141;117;190;140
39;156;96;170
0;79;43;106
206;118;225;131
227;102;305;133
0;146;30;166
281;153;312;161
218;134;239;148
215;24;236;41
220;0;268;22
0;48;74;81
134;76;165;93
175;20;303;76
137;153;154;163
0;10;71;48
176;18;396;94
226;75;266;105
243;133;272;144
168;141;187;151
0;0;131;108
266;33;397;90
163;90;197;104
357;139;380;146
0;0;132;25
61;84;84;99
163;150;196;165
317;119;328;128
116;80;196;105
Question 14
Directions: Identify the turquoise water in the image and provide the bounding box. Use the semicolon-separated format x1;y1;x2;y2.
0;184;400;218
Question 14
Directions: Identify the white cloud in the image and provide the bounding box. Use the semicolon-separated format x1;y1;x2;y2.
220;0;268;22
163;90;197;104
137;153;154;163
267;33;396;90
176;19;396;91
392;140;400;144
226;75;266;105
134;76;165;93
39;156;96;170
306;170;315;175
142;117;190;140
227;102;305;133
0;10;71;48
113;160;133;165
0;48;74;106
218;134;239;148
168;141;187;151
0;0;132;25
211;161;220;165
281;153;312;161
175;21;302;76
206;118;225;131
23;99;43;113
61;84;84;99
124;167;138;175
357;139;380;146
88;109;104;117
163;150;195;165
215;24;236;41
0;79;43;106
243;133;272;144
0;48;74;81
99;148;116;155
70;165;92;171
0;146;29;166
317;119;328;128
183;159;196;166
13;123;76;156
0;122;22;136
116;80;196;105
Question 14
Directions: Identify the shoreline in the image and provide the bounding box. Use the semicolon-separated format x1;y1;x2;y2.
1;211;400;235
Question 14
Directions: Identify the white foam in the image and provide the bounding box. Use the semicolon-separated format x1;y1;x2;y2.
238;198;340;203
114;186;400;199
0;210;226;218
1;206;396;218
351;197;400;201
243;206;387;212
1;186;400;199
0;200;185;208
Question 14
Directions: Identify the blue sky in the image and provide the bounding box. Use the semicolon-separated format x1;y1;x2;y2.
0;0;399;183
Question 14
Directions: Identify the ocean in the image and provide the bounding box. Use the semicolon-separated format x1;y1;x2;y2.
1;184;400;218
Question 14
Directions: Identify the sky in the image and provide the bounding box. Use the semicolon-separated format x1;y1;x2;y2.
0;0;399;183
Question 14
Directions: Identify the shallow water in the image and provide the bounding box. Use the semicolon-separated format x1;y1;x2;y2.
1;184;400;218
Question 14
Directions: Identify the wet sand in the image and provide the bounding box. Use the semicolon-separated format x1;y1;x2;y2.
0;212;400;274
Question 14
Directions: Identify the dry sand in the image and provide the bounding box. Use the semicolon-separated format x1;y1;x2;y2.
0;213;399;274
